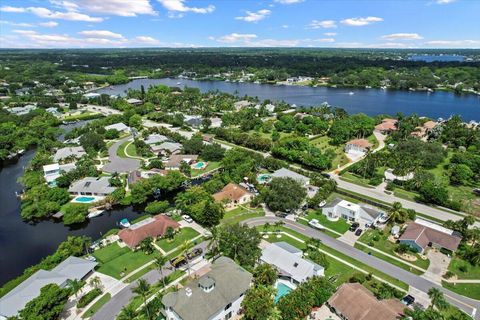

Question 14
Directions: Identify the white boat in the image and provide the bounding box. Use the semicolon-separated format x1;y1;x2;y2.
87;210;104;218
176;82;181;85
348;91;354;95
119;218;131;228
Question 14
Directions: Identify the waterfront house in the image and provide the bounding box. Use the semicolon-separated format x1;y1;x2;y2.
399;219;462;254
327;283;404;320
162;257;252;320
260;242;324;285
42;163;76;186
271;168;310;186
104;122;130;133
118;215;180;249
7;104;37;116
322;198;383;225
127;169;168;187
213;183;254;210
68;177;116;196
126;98;143;106
53;146;86;163
374;118;398;134
345;139;373;154
411;120;437;139
0;257;96;319
165;154;199;170
233;100;251;111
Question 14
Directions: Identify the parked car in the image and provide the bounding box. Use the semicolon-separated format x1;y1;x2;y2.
318;200;327;207
187;248;203;260
401;295;415;306
275;211;288;218
349;222;360;232
182;215;193;223
355;228;363;236
308;219;325;230
170;256;187;269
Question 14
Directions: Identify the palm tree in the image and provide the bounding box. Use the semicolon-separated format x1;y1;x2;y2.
139;237;155;255
263;222;271;233
66;279;83;300
388;202;407;224
89;276;102;291
132;279;152;320
428;288;448;311
180;240;194;276
206;226;221;260
117;305;137;320
306;237;322;249
154;255;168;288
274;220;284;232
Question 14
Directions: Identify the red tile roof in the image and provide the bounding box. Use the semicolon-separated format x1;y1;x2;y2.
375;118;398;132
213;183;252;203
118;215;180;249
347;139;373;149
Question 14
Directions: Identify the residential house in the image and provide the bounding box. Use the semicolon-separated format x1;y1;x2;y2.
233;100;251;111
165;155;198;170
411;120;437;139
126;98;143;106
151;141;182;155
46;107;61;116
213;183;254;210
399;219;462;253
127;169;167;186
184;115;203;128
68;177;116;196
82;92;100;99
7;104;37;115
327;283;405;320
144;134;169;146
42;163;76;186
53;146;86;163
345;139;373;154
162;257;252;320
260;242;324;285
118;215;180;249
210;117;223;128
375;118;398;134
271;168;310;186
322;198;384;225
104;122;130;133
0;257;96;319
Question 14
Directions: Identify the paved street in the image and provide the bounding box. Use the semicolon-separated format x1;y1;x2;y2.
91;242;207;320
244;216;479;319
102;136;140;173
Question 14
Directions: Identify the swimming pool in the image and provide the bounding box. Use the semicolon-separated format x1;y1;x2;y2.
192;161;207;169
275;282;293;303
257;173;272;184
73;196;96;203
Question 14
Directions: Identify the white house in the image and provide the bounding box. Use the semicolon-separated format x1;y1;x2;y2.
104;122;130;133
126;98;143;106
162;257;252;320
42;163;76;186
260;242;324;285
144;134;169;146
345;139;373;154
322;198;383;225
68;177;116;196
7;104;37;115
53;146;86;163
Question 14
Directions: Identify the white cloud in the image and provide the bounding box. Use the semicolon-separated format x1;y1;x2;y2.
158;0;215;15
311;38;335;43
274;0;304;4
324;32;337;36
282;25;289;29
39;21;59;27
435;0;456;4
13;29;38;35
63;0;157;16
308;20;337;29
216;33;258;43
27;7;103;22
0;20;34;27
341;16;383;26
0;6;26;13
235;9;271;22
134;36;161;45
78;30;124;39
425;40;480;48
381;33;423;40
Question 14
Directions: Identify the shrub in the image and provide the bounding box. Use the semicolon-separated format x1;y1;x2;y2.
77;288;102;308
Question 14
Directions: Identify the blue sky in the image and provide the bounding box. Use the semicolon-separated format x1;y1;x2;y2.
0;0;479;48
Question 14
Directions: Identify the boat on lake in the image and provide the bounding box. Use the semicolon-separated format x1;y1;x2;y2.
87;210;104;219
119;218;131;228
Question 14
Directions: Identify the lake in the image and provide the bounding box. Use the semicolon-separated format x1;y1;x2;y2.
97;78;480;121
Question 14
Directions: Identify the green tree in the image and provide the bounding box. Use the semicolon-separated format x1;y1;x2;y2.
241;285;276;320
253;264;277;287
66;278;83;299
63;203;89;225
129;114;142;129
449;164;474;185
216;223;261;268
179;160;191;177
117;305;137;320
388;202;409;224
180;240;194;276
428;288;448;311
145;200;170;215
132;279;152;320
139;237;155;255
18;284;70;320
154;255;168;288
264;177;307;212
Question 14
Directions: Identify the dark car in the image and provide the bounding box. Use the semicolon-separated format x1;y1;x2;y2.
355;228;363;236
349;222;360;232
187;248;203;260
170;256;187;269
402;295;415;306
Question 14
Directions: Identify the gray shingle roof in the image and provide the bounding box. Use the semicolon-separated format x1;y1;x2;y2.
53;146;86;162
271;168;309;185
162;257;252;320
324;198;342;209
68;177;116;195
52;256;97;280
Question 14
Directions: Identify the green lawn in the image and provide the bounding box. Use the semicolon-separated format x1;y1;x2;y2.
442;281;480;300
93;243;154;279
190;161;221;177
81;293;111;318
156;227;200;253
303;210;350;234
116;140;131;158
220;205;265;225
448;256;480;280
125;142;138;157
310;135;349;170
357;228;430;271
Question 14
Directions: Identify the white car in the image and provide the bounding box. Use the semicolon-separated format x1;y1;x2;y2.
378;214;390;224
182;215;193;223
308;219;325;230
318;200;327;208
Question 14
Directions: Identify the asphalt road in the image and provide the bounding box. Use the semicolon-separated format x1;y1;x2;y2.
244;216;480;319
92;242;207;320
102;136;140;173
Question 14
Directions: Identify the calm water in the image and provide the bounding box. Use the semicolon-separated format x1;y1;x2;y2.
97;78;480;121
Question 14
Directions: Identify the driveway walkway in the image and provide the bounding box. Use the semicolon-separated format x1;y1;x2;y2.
102;136;140;173
244;216;479;319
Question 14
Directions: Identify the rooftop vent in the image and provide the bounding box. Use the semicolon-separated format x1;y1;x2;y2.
293;262;299;268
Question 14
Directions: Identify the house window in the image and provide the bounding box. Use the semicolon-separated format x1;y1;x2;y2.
224;302;232;311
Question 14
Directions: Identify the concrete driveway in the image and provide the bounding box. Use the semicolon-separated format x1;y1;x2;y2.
102;136;140;173
423;249;451;284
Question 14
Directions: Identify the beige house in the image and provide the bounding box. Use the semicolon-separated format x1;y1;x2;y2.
213;183;254;210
